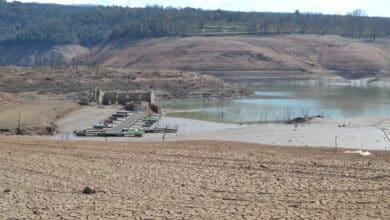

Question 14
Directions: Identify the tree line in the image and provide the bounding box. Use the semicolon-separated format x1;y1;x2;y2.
0;0;389;46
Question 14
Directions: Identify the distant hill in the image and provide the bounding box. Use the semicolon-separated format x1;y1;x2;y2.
76;35;390;80
0;1;389;47
0;1;389;81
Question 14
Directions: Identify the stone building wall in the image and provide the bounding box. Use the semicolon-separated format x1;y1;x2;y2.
95;88;157;106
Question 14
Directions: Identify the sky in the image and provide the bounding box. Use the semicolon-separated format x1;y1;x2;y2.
7;0;390;17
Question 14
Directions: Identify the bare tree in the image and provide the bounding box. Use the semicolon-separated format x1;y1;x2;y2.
16;111;23;135
348;9;367;17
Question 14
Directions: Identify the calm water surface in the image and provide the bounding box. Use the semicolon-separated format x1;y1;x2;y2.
163;85;390;123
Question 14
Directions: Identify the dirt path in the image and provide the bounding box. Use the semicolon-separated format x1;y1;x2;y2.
0;138;389;219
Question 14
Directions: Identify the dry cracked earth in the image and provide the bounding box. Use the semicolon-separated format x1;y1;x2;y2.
0;137;389;219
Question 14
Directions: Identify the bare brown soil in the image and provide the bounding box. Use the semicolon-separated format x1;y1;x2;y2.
0;66;249;100
0;92;24;109
0;138;389;219
77;35;390;80
0;96;78;135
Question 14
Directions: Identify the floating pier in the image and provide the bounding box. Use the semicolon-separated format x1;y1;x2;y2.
104;112;144;136
75;111;177;137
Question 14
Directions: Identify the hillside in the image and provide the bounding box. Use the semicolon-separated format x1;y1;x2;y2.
77;35;390;80
0;1;389;47
0;35;389;98
0;44;89;66
0;66;249;100
0;1;389;94
0;1;389;79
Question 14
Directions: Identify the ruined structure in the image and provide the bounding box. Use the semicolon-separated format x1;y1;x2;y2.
95;88;156;105
94;88;160;113
124;101;150;112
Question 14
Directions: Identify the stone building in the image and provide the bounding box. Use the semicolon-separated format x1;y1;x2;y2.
95;88;156;106
94;88;160;113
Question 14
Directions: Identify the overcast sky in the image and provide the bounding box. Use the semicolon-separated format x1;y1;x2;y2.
8;0;390;17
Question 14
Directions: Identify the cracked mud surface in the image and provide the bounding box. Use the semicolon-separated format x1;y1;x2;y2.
0;137;389;219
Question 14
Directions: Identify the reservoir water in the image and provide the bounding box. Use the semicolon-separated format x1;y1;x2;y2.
164;85;390;123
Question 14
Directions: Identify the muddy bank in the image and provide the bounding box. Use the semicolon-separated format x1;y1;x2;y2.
0;125;57;136
0;66;250;101
236;76;390;88
150;117;390;150
0;96;78;136
54;106;390;150
153;117;390;150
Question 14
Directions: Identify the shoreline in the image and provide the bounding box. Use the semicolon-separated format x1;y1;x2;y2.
159;77;390;104
54;106;390;151
139;116;390;151
229;76;390;88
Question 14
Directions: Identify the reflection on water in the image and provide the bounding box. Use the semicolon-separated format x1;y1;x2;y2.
254;91;292;97
236;98;316;108
163;85;390;123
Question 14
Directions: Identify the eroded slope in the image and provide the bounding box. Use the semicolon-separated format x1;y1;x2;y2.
77;35;390;80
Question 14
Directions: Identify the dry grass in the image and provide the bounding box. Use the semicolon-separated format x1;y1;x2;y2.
0;100;77;129
0;138;389;219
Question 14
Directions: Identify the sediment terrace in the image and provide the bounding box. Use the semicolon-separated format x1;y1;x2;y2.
0;66;249;100
78;35;390;80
